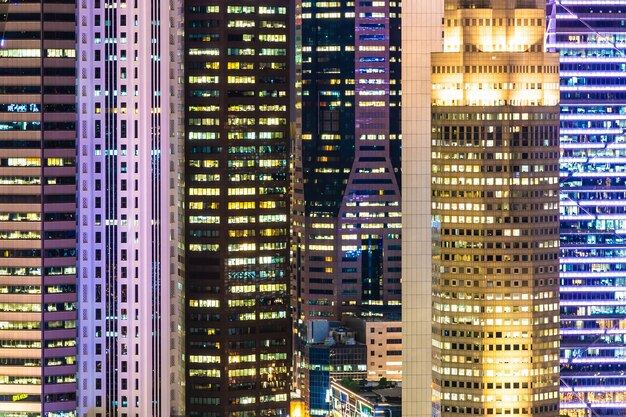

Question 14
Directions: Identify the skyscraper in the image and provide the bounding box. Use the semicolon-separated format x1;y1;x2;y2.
401;1;442;416
293;0;402;323
431;1;561;416
546;2;626;415
0;2;78;417
292;0;402;412
76;1;184;416
183;2;292;417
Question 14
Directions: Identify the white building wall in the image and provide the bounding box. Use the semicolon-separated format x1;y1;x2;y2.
77;0;183;416
401;1;443;417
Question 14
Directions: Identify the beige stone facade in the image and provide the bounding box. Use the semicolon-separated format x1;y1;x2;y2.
430;1;561;417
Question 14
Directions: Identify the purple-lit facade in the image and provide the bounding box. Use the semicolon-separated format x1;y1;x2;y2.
293;0;401;322
293;0;401;414
0;2;78;417
76;1;184;416
547;2;626;416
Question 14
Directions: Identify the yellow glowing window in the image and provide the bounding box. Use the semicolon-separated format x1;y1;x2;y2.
259;118;286;125
227;5;255;13
191;174;220;182
189;355;220;364
188;118;219;126
204;61;220;70
259;34;287;42
231;285;255;293
228;243;256;252
259;228;286;237
259;311;287;320
228;354;256;363
228;216;255;224
187;104;220;111
227;76;256;84
228;202;256;210
189;244;220;253
46;49;76;58
189;369;220;378
188;76;219;84
228;299;255;307
188;48;220;56
359;101;386;107
259;104;286;112
227;117;256;126
227;188;256;196
259;6;286;14
189;299;220;308
228;104;256;112
228;368;256;377
188;215;220;224
0;49;40;58
46;158;74;167
259;284;287;292
188;188;220;196
315;12;341;18
260;353;287;361
227;20;256;28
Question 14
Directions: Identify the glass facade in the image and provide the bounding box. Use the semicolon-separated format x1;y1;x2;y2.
303;343;367;416
293;0;402;322
431;1;561;416
0;1;77;417
293;1;401;413
547;2;626;416
184;2;291;417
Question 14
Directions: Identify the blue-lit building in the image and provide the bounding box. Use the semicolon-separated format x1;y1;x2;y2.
302;325;367;415
547;2;626;416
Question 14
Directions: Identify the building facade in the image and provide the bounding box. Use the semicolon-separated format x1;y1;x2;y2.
293;0;402;323
183;2;292;417
293;0;401;407
344;307;402;382
303;327;367;416
546;2;626;416
0;2;78;417
76;0;184;416
329;381;401;417
401;1;442;416
431;1;561;416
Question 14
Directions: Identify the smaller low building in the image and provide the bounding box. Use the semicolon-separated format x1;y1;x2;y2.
343;306;402;381
329;380;402;417
303;325;368;416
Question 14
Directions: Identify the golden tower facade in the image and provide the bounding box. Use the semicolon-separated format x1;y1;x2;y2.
431;1;561;416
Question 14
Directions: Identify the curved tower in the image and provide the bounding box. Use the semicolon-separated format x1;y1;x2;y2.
431;1;561;416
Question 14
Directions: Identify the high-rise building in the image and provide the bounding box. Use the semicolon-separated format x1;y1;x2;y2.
401;1;442;416
292;1;401;410
183;2;292;417
0;2;78;417
76;0;184;416
546;2;626;415
293;0;402;323
430;1;561;416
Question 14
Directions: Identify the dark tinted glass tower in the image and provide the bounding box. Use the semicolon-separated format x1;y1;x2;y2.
547;2;626;416
0;2;77;417
431;1;561;416
292;1;401;413
184;3;291;417
293;0;402;322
